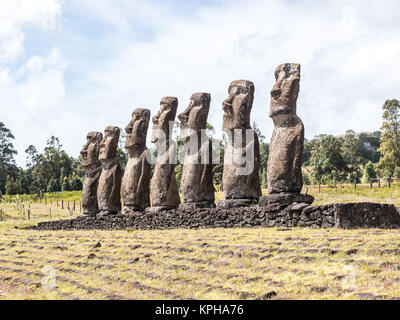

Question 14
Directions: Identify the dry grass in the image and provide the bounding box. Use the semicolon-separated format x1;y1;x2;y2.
1;227;400;300
2;186;400;300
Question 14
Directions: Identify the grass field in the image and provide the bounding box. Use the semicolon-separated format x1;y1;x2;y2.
1;185;400;300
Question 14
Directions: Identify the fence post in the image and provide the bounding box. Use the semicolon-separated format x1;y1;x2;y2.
73;201;76;211
0;208;2;221
370;179;373;189
62;199;64;209
388;178;392;188
318;184;321;193
378;179;381;188
354;183;357;190
305;187;309;195
28;208;31;220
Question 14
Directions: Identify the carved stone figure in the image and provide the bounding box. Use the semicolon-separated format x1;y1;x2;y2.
97;126;122;215
260;63;313;206
217;80;261;208
121;108;151;213
178;93;215;209
81;131;103;216
148;97;180;212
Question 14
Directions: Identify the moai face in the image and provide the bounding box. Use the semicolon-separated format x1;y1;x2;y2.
151;97;178;144
99;126;120;161
125;108;150;151
222;80;254;130
81;131;103;168
178;92;210;133
270;63;300;118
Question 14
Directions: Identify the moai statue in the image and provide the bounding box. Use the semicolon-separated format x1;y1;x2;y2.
81;131;103;216
260;63;313;206
148;97;180;212
121;108;151;213
217;80;261;209
97;126;122;215
178;93;215;209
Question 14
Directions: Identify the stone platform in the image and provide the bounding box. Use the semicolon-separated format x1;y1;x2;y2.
30;202;400;231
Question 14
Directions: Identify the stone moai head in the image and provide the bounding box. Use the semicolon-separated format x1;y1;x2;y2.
270;63;300;118
178;92;210;134
81;131;103;168
222;80;254;130
151;96;178;144
99;126;120;161
125;108;150;151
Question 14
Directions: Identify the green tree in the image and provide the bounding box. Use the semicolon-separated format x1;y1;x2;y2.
117;129;128;171
342;130;363;183
0;122;18;194
30;136;74;193
302;138;313;165
253;122;269;188
62;177;72;192
358;131;381;163
377;99;400;178
363;161;377;183
309;134;348;185
47;177;60;192
5;176;19;195
70;176;83;191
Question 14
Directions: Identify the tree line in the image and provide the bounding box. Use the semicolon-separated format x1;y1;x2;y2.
0;99;399;196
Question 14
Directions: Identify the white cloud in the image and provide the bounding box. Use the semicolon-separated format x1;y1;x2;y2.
2;0;400;167
0;0;62;64
0;0;64;166
82;0;400;142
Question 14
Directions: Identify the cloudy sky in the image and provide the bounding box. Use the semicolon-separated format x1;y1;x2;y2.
1;0;399;167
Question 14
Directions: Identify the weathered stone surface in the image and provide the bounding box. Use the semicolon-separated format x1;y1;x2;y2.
149;97;180;211
216;199;258;209
32;202;400;231
289;203;309;212
259;193;314;207
267;63;304;194
97;126;122;215
178;93;214;208
121;108;151;212
179;202;216;210
220;80;261;203
81;131;103;216
334;203;400;229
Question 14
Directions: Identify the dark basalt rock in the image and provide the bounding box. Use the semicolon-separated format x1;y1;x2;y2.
216;199;258;209
259;193;314;206
29;202;400;231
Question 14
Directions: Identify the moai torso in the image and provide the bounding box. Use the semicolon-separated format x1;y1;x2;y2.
81;131;103;216
267;63;304;194
178;93;214;207
150;97;180;210
222;80;261;200
121;108;151;212
97;126;122;215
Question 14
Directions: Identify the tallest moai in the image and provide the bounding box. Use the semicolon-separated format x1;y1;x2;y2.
262;63;313;205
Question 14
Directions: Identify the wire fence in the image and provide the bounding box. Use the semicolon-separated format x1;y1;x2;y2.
304;177;400;193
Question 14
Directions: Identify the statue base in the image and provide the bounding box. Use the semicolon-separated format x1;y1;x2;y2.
82;212;97;217
145;206;178;214
97;210;118;217
259;193;314;207
179;202;216;210
122;206;145;214
216;198;258;209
